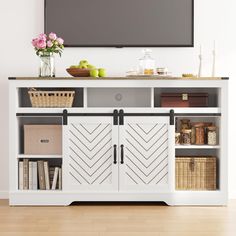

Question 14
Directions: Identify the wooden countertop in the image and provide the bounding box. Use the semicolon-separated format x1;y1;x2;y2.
9;76;228;80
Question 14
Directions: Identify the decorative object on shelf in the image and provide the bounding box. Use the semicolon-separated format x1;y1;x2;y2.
66;68;90;77
157;67;168;75
126;69;138;77
182;74;197;78
212;41;216;77
181;129;191;145
19;158;62;190
198;45;202;77
28;89;75;108
180;119;191;130
32;32;64;77
190;122;213;145
176;157;217;190
195;124;205;145
207;126;217;145
175;133;181;145
191;126;196;144
139;49;156;75
24;125;62;155
161;93;209;107
66;60;106;78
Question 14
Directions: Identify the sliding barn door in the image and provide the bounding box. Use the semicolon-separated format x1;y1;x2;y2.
119;116;174;192
64;116;118;192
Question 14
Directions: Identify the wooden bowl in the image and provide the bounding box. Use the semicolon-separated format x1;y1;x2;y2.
66;68;90;77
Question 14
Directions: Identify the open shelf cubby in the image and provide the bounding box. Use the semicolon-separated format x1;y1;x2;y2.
17;117;62;155
18;87;84;108
154;87;220;107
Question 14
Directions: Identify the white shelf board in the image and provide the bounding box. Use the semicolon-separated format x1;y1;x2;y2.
18;154;62;159
175;145;220;149
16;107;80;113
172;107;221;115
16;190;62;193
174;190;221;193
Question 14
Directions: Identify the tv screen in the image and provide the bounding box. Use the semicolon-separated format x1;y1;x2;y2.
45;0;194;47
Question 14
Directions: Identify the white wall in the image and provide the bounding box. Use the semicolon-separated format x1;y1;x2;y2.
0;0;236;198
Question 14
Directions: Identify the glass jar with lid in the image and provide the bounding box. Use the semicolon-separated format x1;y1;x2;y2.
181;129;191;145
180;119;191;130
175;133;181;145
139;49;156;75
207;126;217;145
194;123;205;145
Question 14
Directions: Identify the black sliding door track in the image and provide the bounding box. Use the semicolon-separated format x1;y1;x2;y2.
16;110;221;126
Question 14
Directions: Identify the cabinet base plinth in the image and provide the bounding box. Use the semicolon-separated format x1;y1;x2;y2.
9;191;227;206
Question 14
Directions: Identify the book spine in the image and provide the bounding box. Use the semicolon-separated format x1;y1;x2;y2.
52;167;59;190
58;167;62;190
37;160;46;190
44;161;50;190
49;167;55;188
18;161;23;190
28;161;33;190
23;159;29;190
32;162;38;190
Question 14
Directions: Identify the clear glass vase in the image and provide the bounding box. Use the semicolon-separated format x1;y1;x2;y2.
39;52;55;77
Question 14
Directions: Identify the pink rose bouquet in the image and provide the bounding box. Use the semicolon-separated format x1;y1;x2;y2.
32;32;64;56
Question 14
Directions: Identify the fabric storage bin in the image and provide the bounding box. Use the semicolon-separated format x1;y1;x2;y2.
161;93;208;107
24;125;62;155
175;157;216;190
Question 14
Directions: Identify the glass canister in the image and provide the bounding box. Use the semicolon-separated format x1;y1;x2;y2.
194;123;205;145
175;133;181;145
207;126;217;145
139;49;156;75
180;119;191;130
191;126;196;144
181;129;191;145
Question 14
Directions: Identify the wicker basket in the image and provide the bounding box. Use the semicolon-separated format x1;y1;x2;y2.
28;90;75;108
175;157;216;190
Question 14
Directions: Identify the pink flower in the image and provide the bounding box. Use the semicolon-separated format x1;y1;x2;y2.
57;37;64;45
49;32;57;40
36;39;46;49
38;33;47;41
32;38;38;47
47;40;53;48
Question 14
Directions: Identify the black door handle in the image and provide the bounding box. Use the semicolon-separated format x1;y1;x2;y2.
113;145;117;164
120;144;124;164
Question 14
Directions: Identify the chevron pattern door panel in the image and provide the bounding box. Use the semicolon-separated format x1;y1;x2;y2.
119;116;170;192
66;117;118;191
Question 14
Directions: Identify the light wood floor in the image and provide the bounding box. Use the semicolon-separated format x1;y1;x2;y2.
0;200;236;236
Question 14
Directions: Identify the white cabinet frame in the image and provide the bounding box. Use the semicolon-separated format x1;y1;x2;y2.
8;78;228;206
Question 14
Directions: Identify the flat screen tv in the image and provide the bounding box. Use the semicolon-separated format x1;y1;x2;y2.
45;0;194;47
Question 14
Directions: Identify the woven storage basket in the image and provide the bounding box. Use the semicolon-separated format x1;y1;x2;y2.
28;90;75;108
175;157;216;190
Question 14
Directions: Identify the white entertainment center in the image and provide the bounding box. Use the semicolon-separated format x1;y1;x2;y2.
9;77;228;206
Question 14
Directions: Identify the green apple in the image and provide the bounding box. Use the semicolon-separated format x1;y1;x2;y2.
90;68;99;77
79;60;89;66
70;65;77;68
98;68;106;77
78;64;88;69
87;64;96;69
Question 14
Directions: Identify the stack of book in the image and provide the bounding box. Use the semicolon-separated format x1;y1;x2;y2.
19;159;62;190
